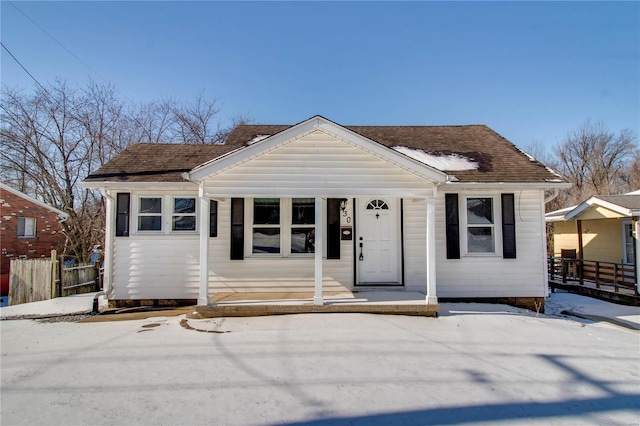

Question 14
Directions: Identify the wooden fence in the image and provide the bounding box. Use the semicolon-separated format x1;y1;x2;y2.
8;257;57;305
8;250;102;305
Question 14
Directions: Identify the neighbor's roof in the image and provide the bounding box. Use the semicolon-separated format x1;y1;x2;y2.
0;182;69;219
84;122;565;184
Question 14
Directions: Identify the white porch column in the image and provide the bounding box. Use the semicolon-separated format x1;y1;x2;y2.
426;197;438;304
314;197;324;306
197;184;210;306
635;217;639;293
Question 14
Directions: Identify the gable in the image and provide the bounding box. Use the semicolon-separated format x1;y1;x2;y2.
200;130;441;197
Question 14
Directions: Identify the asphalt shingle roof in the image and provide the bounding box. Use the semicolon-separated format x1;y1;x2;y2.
84;123;564;184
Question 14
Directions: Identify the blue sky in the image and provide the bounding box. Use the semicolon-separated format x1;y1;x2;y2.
1;1;638;152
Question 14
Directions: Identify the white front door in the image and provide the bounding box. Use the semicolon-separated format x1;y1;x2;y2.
357;198;400;285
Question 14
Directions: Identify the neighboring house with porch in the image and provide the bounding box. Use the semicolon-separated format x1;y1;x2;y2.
81;116;569;311
0;182;68;296
546;191;639;301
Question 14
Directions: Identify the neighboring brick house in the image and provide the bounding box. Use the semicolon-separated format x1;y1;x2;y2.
0;182;69;296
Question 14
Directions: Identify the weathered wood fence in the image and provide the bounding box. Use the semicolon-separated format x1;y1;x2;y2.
8;250;103;305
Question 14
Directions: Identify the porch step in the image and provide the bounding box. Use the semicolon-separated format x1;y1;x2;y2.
190;303;439;318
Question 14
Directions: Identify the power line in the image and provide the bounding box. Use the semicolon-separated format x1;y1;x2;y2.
0;41;51;96
7;0;109;84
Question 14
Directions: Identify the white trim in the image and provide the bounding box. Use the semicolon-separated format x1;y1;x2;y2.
566;196;636;220
443;182;572;190
426;197;437;304
0;182;69;220
188;116;448;184
460;194;503;257
80;181;197;191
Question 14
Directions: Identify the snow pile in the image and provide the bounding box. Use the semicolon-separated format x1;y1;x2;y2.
392;146;479;171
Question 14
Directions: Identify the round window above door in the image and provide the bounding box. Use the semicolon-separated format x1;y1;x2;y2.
366;199;389;210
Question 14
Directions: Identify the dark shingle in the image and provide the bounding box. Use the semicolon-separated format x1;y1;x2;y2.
85;123;564;184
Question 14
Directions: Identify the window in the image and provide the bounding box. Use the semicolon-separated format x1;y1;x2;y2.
17;217;36;237
138;197;162;231
466;197;495;254
291;198;315;254
172;197;196;231
210;200;218;238
250;198;317;255
252;198;281;254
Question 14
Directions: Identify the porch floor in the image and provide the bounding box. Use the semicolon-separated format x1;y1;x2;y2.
191;290;439;318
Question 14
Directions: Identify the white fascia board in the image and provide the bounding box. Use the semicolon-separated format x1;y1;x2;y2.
441;181;572;191
188;115;448;184
79;181;198;192
0;182;69;219
565;196;632;220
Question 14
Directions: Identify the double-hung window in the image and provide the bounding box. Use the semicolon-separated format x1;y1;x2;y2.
251;198;316;255
466;197;495;254
172;197;196;231
17;217;36;238
291;198;315;254
138;197;162;231
252;198;281;254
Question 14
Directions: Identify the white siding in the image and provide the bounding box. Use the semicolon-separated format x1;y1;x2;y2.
435;189;547;298
203;132;434;197
113;236;200;300
208;199;353;293
403;199;428;291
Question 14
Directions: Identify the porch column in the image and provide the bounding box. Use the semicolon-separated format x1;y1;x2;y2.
197;184;210;306
634;216;639;292
426;197;438;304
314;197;324;305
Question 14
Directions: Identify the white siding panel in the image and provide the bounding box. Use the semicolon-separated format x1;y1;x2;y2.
207;199;353;293
113;236;200;300
204;133;434;197
403;199;427;291
435;190;548;298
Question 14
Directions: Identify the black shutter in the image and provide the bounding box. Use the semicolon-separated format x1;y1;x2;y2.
210;200;218;237
327;199;341;259
115;193;130;237
230;198;244;260
445;193;460;259
501;193;517;259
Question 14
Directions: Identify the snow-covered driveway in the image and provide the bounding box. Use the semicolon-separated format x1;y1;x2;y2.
1;304;639;425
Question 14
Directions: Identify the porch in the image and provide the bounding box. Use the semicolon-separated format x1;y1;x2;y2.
548;256;640;306
190;290;440;318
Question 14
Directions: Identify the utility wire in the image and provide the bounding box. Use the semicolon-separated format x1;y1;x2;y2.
0;41;51;96
7;0;109;83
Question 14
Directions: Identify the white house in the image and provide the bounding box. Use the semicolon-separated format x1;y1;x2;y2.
82;116;569;310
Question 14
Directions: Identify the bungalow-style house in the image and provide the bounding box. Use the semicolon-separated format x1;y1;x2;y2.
82;116;569;310
546;191;639;290
0;182;69;297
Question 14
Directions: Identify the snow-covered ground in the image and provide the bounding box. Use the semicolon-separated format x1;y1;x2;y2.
1;294;639;425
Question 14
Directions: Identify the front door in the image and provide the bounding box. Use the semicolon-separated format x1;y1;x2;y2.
357;198;400;285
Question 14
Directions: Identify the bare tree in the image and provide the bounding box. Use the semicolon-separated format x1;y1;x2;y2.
554;119;638;207
1;80;248;260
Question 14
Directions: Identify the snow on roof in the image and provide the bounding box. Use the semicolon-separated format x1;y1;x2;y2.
247;135;271;145
392;146;479;171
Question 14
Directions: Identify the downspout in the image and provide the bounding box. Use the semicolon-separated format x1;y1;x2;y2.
544;188;560;204
99;188;115;302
